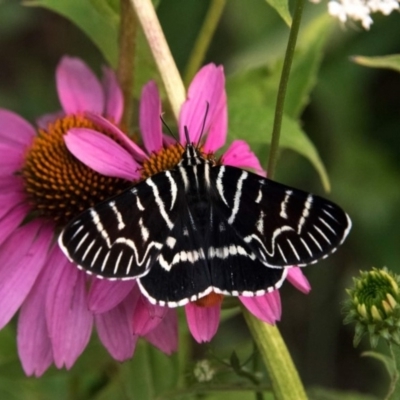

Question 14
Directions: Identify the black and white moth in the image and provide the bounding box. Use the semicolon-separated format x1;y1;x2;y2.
58;142;351;307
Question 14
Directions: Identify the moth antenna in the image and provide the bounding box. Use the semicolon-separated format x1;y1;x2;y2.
160;115;183;149
197;101;210;148
184;126;190;145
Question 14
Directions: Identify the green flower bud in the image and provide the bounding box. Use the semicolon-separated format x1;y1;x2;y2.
343;267;400;348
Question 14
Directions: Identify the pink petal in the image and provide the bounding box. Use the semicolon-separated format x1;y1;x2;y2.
102;67;123;123
0;203;31;247
0;144;25;176
0;175;24;193
179;64;225;144
65;128;140;181
95;290;138;361
36;110;65;130
239;291;282;324
140;81;163;154
86;113;148;162
145;309;178;354
204;91;227;152
0;109;35;147
185;302;220;343
17;257;55;377
56;56;104;115
163;134;176;146
132;296;169;336
0;191;25;220
88;279;136;313
0;222;52;329
222;140;265;176
287;267;311;294
46;250;93;369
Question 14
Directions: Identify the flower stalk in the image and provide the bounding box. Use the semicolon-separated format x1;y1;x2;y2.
131;0;185;121
387;343;400;400
183;0;226;86
243;309;307;400
117;0;137;131
267;0;305;179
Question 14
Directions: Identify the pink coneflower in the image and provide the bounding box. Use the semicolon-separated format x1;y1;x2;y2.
0;56;176;376
65;63;311;344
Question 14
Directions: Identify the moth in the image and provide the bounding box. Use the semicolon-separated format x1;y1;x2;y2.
59;141;351;307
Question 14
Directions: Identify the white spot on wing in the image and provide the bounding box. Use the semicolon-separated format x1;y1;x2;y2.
126;255;133;275
165;170;177;209
256;210;265;234
280;190;292;219
297;194;313;234
314;225;331;244
109;201;126;230
318;217;336;234
300;238;313;257
70;224;83;240
82;239;95;261
146;177;174;229
91;246;102;268
308;232;322;251
216;167;229;207
204;163;211;188
136;195;145;211
101;251;111;272
114;250;123;274
277;244;287;263
255;188;262;203
139;218;149;242
75;232;89;252
178;165;189;190
166;236;176;249
287;238;300;261
91;209;112;248
322;208;338;222
228;170;248;224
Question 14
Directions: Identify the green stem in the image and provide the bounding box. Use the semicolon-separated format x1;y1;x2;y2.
252;342;264;400
243;309;308;400
386;343;400;399
183;0;226;86
117;0;137;131
131;0;186;121
266;0;305;179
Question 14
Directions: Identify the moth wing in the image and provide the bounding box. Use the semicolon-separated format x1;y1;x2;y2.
58;171;181;279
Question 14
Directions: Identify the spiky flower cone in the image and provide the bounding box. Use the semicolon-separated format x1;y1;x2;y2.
344;267;400;348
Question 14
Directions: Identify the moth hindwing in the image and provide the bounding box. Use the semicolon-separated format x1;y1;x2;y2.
59;143;351;307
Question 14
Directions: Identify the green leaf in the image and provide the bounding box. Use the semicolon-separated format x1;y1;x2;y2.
90;0;120;26
236;14;333;120
25;0;119;66
24;0;160;103
264;0;292;26
226;80;330;190
352;54;400;73
283;14;334;118
362;350;396;377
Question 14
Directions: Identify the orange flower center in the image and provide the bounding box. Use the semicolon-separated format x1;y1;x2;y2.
21;114;132;227
195;292;224;307
141;143;184;178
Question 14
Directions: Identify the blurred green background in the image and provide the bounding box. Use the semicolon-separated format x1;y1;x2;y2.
0;0;399;398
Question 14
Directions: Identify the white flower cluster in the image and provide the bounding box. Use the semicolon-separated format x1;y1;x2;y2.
312;0;399;29
193;359;215;382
